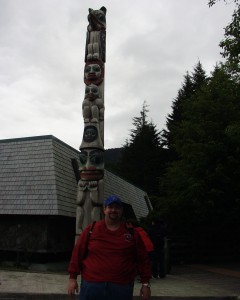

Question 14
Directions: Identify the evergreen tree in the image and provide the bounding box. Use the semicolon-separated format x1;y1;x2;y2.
162;62;208;158
161;66;240;235
118;102;167;196
162;72;192;152
191;61;208;92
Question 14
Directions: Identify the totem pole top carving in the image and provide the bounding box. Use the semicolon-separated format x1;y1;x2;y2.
85;6;106;63
87;7;106;32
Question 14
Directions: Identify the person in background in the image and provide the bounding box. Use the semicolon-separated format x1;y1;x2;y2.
148;217;167;279
127;219;154;283
68;195;151;300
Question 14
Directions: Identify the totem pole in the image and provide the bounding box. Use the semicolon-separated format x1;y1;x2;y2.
76;7;106;239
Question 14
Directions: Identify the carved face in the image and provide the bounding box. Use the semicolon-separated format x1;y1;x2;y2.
79;149;104;180
84;61;104;85
85;84;99;101
85;64;101;79
83;125;98;143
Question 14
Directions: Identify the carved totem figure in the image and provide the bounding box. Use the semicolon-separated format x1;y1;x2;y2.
76;7;106;238
86;6;106;62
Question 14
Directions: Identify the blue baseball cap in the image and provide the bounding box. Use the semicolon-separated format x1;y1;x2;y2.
104;195;122;207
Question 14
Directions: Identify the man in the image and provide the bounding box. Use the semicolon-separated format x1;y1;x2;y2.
68;195;151;300
148;217;167;279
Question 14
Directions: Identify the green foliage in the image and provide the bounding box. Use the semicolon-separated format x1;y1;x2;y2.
104;148;122;174
155;3;240;249
220;6;240;79
209;0;240;80
162;71;193;150
118;101;168;196
162;61;208;158
208;0;239;7
161;66;240;234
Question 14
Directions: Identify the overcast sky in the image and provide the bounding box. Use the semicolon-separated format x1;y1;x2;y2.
0;0;235;150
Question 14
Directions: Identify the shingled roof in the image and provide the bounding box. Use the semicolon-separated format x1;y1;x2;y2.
0;135;151;219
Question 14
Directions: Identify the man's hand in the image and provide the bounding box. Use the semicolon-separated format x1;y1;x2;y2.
140;285;151;300
68;278;79;296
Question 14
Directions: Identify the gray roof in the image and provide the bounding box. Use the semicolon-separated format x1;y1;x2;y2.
0;135;78;216
0;135;151;218
104;170;151;219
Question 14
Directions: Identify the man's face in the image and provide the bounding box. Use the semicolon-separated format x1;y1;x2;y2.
104;203;123;221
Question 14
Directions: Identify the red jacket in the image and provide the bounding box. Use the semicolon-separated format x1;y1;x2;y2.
135;227;154;253
68;220;151;284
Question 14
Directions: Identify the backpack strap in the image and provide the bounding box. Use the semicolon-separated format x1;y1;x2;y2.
125;222;134;236
83;221;96;259
88;221;96;236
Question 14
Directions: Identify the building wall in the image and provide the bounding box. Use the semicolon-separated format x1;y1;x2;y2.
0;215;75;254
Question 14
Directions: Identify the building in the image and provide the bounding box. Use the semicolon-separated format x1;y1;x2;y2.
0;135;152;256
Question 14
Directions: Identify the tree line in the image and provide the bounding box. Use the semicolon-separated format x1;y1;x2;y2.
106;0;240;261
